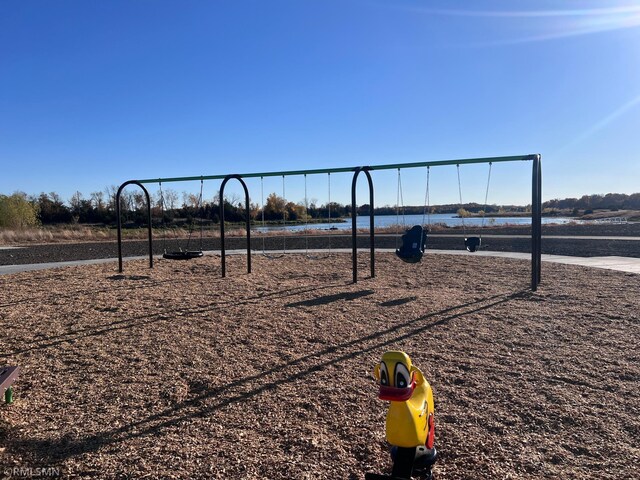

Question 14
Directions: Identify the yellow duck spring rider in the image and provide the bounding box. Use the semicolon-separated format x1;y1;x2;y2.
366;351;437;480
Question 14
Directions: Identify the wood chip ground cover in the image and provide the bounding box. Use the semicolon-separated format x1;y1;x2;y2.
0;253;638;479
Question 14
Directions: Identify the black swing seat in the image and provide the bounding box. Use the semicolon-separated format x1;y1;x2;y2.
162;250;204;260
396;225;427;264
464;236;481;253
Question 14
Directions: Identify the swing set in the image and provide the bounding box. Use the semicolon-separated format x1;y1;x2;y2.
115;153;542;290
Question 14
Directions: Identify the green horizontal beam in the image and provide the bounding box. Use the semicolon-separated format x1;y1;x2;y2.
135;154;539;185
367;154;538;172
136;165;359;185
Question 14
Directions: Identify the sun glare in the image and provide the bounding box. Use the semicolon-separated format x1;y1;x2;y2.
556;93;640;155
405;3;640;45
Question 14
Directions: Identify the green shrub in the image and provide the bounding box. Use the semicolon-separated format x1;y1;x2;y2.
0;192;40;228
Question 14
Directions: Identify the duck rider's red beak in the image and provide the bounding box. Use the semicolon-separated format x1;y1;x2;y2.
378;375;416;401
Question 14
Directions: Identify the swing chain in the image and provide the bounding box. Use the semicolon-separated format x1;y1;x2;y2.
422;166;430;229
399;170;405;228
199;178;204;250
260;176;267;254
327;172;331;225
159;181;167;254
480;163;493;232
327;172;332;254
304;174;309;255
282;175;286;254
456;164;466;236
185;178;204;251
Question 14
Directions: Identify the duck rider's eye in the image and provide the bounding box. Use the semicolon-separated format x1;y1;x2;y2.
395;363;411;389
380;362;389;386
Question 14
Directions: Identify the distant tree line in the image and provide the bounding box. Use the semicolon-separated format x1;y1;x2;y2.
0;189;353;228
373;203;530;216
542;193;640;213
1;189;639;229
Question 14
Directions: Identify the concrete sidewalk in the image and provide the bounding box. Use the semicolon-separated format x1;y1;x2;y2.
0;256;148;275
2;249;640;275
422;249;640;274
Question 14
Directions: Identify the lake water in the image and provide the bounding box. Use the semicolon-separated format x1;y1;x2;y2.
255;213;581;232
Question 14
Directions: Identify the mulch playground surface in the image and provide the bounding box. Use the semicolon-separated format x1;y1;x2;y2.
0;253;638;479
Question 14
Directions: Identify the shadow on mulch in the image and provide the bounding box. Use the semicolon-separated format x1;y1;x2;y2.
106;274;151;281
1;282;346;360
379;297;417;307
10;289;528;466
286;290;376;307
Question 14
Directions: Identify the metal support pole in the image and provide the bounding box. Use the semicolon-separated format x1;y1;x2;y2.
351;167;375;283
531;157;539;291
219;175;252;278
116;180;153;273
536;155;543;286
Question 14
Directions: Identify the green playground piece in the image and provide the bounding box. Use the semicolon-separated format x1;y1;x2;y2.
5;386;14;404
1;366;20;405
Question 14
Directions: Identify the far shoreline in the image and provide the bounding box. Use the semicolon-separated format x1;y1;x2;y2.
1;220;639;247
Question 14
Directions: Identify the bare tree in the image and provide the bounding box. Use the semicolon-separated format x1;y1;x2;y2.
90;191;105;211
69;191;84;223
164;189;178;211
49;191;64;205
70;191;83;211
222;192;242;207
152;191;163;210
182;191;201;209
104;185;118;211
132;192;146;210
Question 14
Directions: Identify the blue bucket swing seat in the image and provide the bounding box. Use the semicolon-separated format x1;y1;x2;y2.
395;225;427;264
394;166;430;264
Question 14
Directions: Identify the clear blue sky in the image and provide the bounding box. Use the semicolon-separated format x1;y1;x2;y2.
1;0;639;208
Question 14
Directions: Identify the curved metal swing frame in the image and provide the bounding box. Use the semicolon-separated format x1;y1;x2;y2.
116;180;153;273
219;174;252;277
351;167;375;283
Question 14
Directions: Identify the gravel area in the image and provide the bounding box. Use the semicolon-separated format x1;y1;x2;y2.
1;253;638;479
